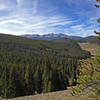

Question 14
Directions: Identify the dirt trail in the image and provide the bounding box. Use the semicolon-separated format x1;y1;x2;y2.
2;87;94;100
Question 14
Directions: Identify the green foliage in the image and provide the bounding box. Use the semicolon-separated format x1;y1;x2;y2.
0;49;78;98
94;0;100;40
95;83;100;100
94;0;100;99
0;34;91;59
71;0;100;94
0;34;91;98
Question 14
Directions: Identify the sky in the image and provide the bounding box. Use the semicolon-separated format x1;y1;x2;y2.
0;0;99;37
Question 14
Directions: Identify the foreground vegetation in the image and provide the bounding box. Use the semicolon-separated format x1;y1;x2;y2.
72;0;100;98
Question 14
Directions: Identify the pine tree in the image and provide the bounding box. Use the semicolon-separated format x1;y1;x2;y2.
42;62;49;93
24;64;35;95
47;81;52;92
24;64;30;95
94;0;100;40
0;65;9;98
34;65;42;93
94;1;100;99
8;66;17;98
94;0;100;76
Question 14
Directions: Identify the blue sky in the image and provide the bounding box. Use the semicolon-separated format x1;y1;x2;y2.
0;0;99;37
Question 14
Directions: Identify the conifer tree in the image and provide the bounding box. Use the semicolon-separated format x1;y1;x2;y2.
34;65;42;93
8;66;16;98
94;0;100;40
42;62;49;93
0;65;8;98
94;1;100;99
94;0;100;72
24;64;32;95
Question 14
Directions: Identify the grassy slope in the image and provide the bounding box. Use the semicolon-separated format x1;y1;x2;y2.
78;42;99;56
71;42;100;100
78;36;99;44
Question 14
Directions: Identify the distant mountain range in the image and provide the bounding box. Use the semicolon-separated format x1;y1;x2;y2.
20;33;83;40
20;33;98;43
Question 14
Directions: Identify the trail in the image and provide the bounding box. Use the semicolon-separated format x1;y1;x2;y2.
5;87;94;100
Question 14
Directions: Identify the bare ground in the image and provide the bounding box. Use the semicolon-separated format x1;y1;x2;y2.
2;87;95;100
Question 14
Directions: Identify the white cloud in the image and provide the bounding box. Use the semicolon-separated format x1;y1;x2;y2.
0;12;96;36
64;24;96;37
0;19;24;25
23;15;74;35
0;4;8;10
71;25;84;30
26;15;73;28
0;13;76;35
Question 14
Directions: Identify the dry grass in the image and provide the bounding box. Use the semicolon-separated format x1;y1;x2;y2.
78;42;99;56
3;87;95;100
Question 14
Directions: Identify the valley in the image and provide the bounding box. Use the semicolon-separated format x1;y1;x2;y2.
0;33;99;100
0;0;100;99
6;38;99;100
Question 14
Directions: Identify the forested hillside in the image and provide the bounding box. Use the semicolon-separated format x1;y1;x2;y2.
0;0;99;99
0;34;90;58
0;33;91;98
78;36;99;44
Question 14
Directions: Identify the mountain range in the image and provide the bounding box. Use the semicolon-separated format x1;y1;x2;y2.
20;33;98;43
21;33;83;40
0;33;98;59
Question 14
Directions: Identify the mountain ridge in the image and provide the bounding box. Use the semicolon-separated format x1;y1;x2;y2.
0;33;91;58
20;33;97;42
20;33;83;40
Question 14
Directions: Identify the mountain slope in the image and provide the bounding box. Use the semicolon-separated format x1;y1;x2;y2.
0;33;90;58
79;36;99;44
3;34;98;100
0;33;97;99
0;33;91;99
21;34;99;44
